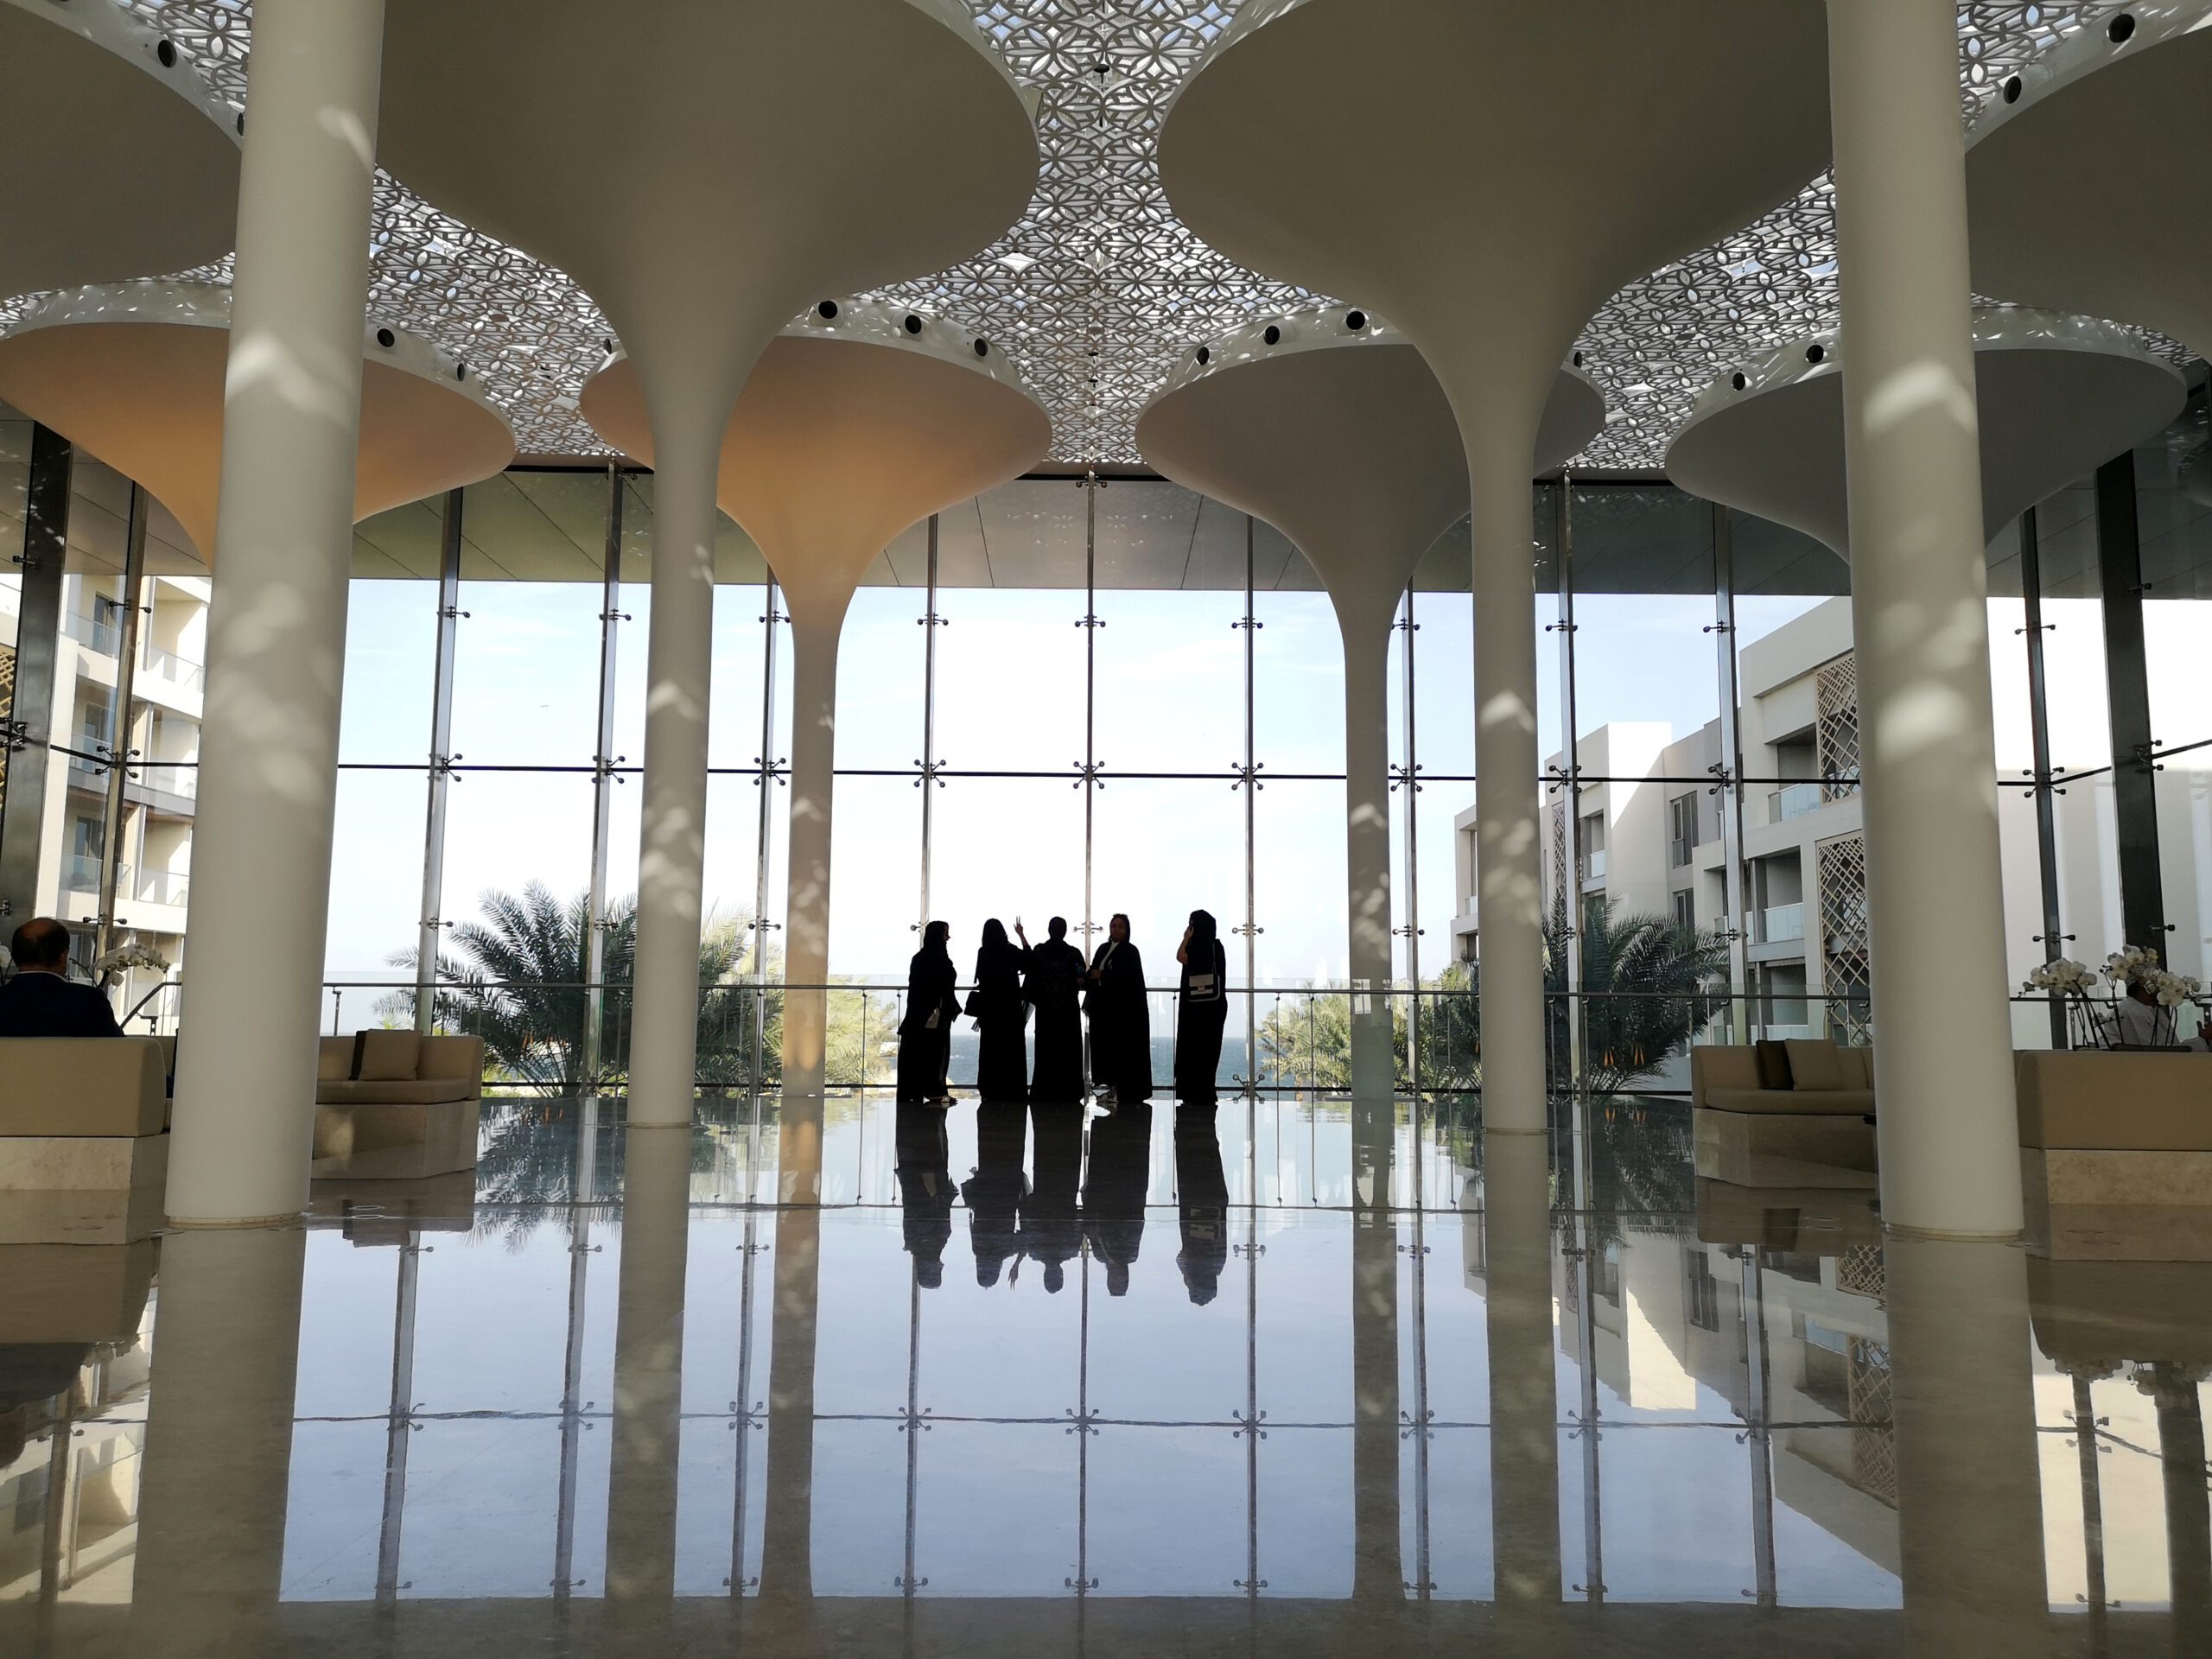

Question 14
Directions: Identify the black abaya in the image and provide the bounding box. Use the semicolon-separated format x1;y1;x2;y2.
894;1106;954;1289
1021;1104;1084;1294
960;1103;1028;1287
974;933;1029;1102
1173;1106;1229;1306
1024;938;1087;1101
896;944;960;1103
1082;1103;1152;1297
1085;939;1153;1102
1173;937;1230;1105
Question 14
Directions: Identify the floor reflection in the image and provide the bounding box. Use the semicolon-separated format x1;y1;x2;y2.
0;1091;2206;1655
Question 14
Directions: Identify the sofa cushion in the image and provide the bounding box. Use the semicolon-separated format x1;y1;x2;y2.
1702;1086;1877;1117
415;1033;486;1084
1784;1039;1849;1091
1753;1040;1794;1090
353;1029;422;1082
0;1038;167;1136
318;1037;354;1082
316;1077;477;1107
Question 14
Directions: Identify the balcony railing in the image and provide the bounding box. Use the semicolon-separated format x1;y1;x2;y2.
60;608;118;655
1579;849;1608;882
141;645;205;693
135;762;199;800
63;855;128;894
136;868;190;907
1768;782;1825;823
1755;902;1806;944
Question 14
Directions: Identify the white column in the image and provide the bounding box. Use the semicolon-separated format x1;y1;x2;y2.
1484;1132;1561;1631
1470;441;1548;1133
780;610;842;1097
1828;0;2022;1237
166;0;385;1225
1340;607;1397;1108
626;424;719;1128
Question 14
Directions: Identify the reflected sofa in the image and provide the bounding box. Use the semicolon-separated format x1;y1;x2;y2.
0;1037;169;1243
314;1031;484;1181
1690;1040;1878;1191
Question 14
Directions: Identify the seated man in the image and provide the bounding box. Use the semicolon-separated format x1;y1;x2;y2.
0;918;124;1038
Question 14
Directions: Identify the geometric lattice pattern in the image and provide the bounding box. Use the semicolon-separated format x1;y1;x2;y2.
1835;1244;1885;1301
1817;831;1873;1047
1847;1338;1897;1507
1815;653;1863;800
47;3;2134;467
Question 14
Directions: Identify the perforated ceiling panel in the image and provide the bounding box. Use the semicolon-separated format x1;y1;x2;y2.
0;3;2143;468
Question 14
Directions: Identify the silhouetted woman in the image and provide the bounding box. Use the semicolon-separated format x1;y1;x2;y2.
1174;1105;1229;1306
1084;912;1152;1105
1018;916;1086;1102
896;920;960;1105
973;917;1029;1102
1173;908;1230;1106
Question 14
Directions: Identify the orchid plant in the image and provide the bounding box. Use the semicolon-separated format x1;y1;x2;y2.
2024;948;2203;1049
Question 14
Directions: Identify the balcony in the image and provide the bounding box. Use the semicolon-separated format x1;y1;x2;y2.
134;762;199;802
136;868;190;907
1578;849;1608;884
60;607;119;656
1768;782;1824;823
1755;902;1805;944
141;645;206;694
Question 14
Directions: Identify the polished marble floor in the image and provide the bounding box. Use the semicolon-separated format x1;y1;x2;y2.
1;1092;2206;1656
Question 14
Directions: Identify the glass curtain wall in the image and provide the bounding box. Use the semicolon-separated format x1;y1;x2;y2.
10;410;2212;1092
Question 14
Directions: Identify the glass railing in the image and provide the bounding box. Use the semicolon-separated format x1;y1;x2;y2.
1769;781;1825;823
63;854;126;893
134;762;199;798
1755;902;1805;944
1580;849;1608;881
140;645;205;692
60;608;118;654
135;869;190;906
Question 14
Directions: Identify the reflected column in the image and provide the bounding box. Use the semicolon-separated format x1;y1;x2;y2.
1484;1132;1560;1630
605;1126;692;1600
760;1096;823;1612
1885;1236;2046;1650
130;1228;307;1652
2136;1361;2212;1633
1351;1206;1401;1605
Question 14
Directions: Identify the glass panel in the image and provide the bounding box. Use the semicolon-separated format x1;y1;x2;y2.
935;588;1089;777
325;767;429;989
2135;396;2212;756
834;588;927;773
1086;1427;1247;1595
916;1423;1080;1597
339;575;438;763
281;1422;386;1600
398;1421;563;1598
449;583;604;771
437;770;597;964
829;774;922;982
929;775;1086;973
703;582;772;770
2156;765;2212;1024
1253;588;1346;778
1091;779;1245;1031
1093;588;1243;780
1254;778;1349;995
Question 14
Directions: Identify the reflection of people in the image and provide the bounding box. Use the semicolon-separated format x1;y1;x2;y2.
0;918;123;1038
1085;913;1152;1105
1019;917;1086;1102
974;918;1029;1102
1083;1103;1153;1296
893;1106;955;1289
896;921;961;1105
1173;1106;1230;1306
1173;908;1230;1106
1021;1104;1085;1294
961;1103;1029;1287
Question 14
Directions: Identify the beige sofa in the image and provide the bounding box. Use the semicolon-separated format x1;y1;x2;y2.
2017;1048;2212;1259
314;1031;485;1180
1691;1040;1878;1190
0;1037;170;1243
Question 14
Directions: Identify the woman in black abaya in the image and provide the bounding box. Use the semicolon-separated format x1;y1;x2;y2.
973;917;1029;1102
1173;908;1230;1106
1018;915;1086;1102
896;920;961;1105
1084;912;1153;1105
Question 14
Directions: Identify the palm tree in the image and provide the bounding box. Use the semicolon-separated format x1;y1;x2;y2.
1544;900;1728;1098
382;882;778;1092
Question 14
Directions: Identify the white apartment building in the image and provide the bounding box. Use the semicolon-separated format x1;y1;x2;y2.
1453;595;2212;1052
0;454;205;1029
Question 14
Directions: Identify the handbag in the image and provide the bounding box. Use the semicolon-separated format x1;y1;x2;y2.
963;989;986;1020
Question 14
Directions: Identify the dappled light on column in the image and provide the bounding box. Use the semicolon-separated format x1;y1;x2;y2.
1158;0;1831;1130
1138;308;1601;1118
582;302;1050;1097
377;0;1038;1128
